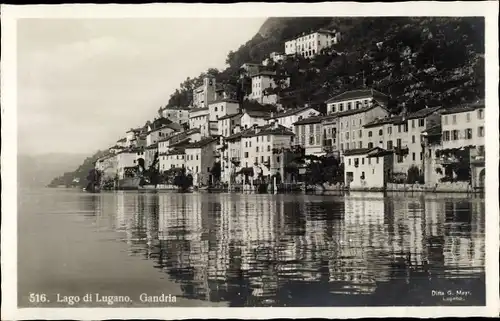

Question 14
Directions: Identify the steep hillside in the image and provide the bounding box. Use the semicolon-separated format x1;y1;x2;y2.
46;150;108;188
167;17;484;114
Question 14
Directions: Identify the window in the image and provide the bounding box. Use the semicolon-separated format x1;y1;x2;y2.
362;158;365;165
207;167;210;172
398;125;401;133
397;139;402;147
346;132;349;139
412;153;416;161
214;107;218;112
411;119;415;128
442;130;450;141
465;128;473;139
339;103;344;111
368;131;372;137
420;152;423;160
255;157;258;164
388;126;392;135
379;129;383;136
452;130;459;140
340;143;344;151
347;102;352;110
261;156;264;163
196;155;199;160
376;157;379;164
267;145;271;152
412;135;415;144
387;140;393;149
368;142;373;149
452;115;457;124
256;146;259;152
348;159;351;166
359;130;363;138
466;113;471;122
331;104;336;113
404;122;408;132
196;166;199;173
267;135;271;142
256;136;259;142
340;122;343;129
277;156;280;163
346;143;350;150
309;136;314;145
358;141;362;148
478;126;485;137
244;152;249;158
419;119;425;127
245;142;248;148
368;158;371;165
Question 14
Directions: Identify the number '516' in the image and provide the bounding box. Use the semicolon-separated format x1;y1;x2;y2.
29;293;48;303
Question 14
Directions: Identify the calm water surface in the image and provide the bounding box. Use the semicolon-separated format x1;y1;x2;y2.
18;188;486;307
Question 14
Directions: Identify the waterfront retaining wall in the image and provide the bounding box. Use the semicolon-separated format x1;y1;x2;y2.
386;182;473;193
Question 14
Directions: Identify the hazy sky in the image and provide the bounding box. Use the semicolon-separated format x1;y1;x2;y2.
17;18;266;155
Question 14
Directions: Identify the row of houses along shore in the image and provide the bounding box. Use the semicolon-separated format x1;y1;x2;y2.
95;28;485;192
96;84;485;193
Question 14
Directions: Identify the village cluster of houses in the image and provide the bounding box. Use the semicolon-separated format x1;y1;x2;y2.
95;28;485;191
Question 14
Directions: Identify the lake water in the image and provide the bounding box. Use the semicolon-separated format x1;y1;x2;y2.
18;188;486;307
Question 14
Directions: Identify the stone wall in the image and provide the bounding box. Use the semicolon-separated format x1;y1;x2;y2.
386;181;473;193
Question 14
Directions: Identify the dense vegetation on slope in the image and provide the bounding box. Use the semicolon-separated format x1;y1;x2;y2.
47;150;108;187
167;17;484;114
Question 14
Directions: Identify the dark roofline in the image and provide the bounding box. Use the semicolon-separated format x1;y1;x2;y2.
441;101;485;115
331;104;389;119
209;98;240;105
344;147;391;157
293;116;324;125
325;89;389;104
184;138;217;149
268;106;317;119
218;112;243;121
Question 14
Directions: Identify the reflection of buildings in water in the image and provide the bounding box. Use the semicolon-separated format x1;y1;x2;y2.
144;193;159;258
442;199;485;272
330;194;388;293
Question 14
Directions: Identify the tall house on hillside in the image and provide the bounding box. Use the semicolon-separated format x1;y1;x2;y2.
146;117;182;146
189;107;210;137
293;115;337;157
267;106;320;131
363;106;443;174
250;71;290;105
184;137;218;187
284;29;341;58
158;106;190;124
440;101;485;189
192;76;217;108
325;89;391;158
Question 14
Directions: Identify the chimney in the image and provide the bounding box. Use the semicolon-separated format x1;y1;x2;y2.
233;125;241;134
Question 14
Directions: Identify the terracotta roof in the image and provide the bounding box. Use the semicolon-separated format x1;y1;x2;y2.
184;137;217;149
407;106;443;119
189;107;209;115
267;106;318;120
441;100;485;115
234;124;295;138
218;113;243;121
331;103;389;119
244;110;272;118
293;115;325;125
344;147;391;157
325;88;389;104
363;115;403;128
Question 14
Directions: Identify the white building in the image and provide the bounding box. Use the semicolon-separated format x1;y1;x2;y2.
325;88;389;115
125;127;143;147
363;106;443;173
188;107;210;137
266;106;320;131
115;151;139;179
240;110;272;130
250;71;290;105
441;103;485;150
270;52;285;63
159;148;186;172
157;128;202;155
343;147;394;190
239;123;295;174
192;76;217;108
293;115;335;156
158;106;190;124
208;99;240;122
184;137;218;187
284;30;341;58
145;117;182;146
218;113;243;138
